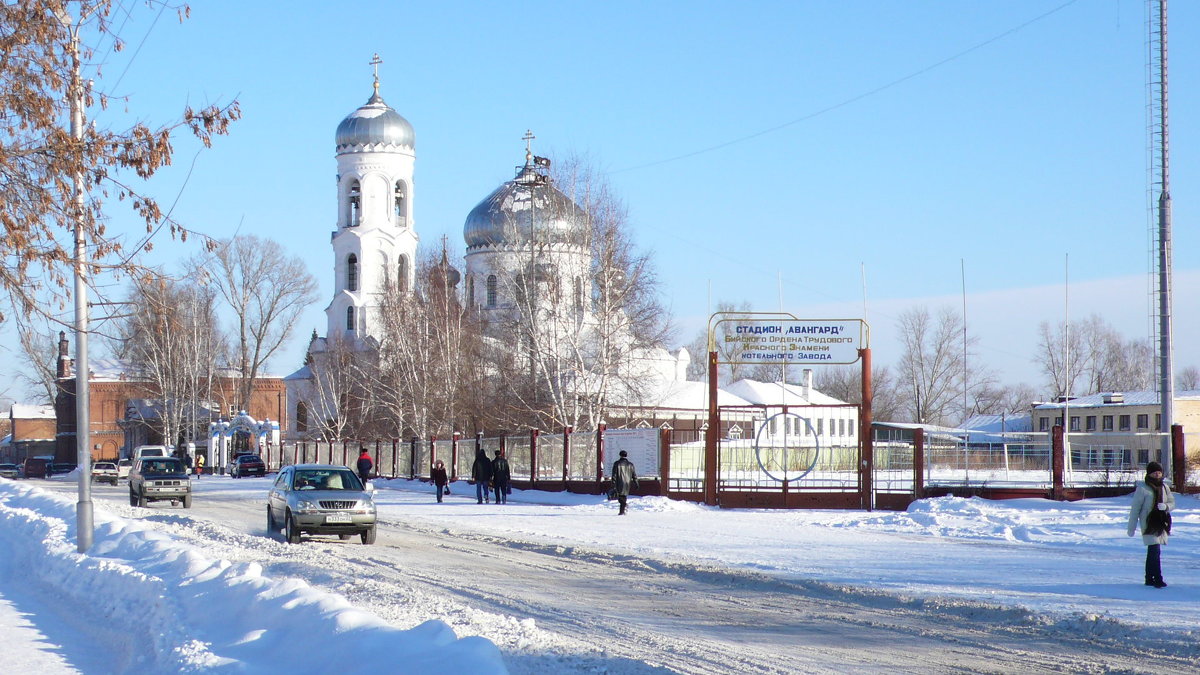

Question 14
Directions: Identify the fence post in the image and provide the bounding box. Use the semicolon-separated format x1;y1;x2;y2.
562;426;572;483
372;439;380;478
912;428;925;500
596;424;606;485
451;433;460;481
430;435;438;475
409;436;418;479
659;427;670;497
1052;425;1065;500
342;440;349;468
1172;424;1186;491
391;438;398;479
530;428;539;485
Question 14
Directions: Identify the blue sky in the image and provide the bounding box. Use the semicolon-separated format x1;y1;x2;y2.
9;0;1198;399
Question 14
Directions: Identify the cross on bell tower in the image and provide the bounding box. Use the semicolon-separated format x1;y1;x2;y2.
370;53;383;93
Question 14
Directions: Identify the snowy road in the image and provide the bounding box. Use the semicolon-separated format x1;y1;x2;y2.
36;477;1200;674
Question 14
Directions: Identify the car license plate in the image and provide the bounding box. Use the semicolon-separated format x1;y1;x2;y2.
325;513;352;524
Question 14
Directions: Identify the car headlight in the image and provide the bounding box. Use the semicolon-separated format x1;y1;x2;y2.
296;499;319;513
362;500;376;514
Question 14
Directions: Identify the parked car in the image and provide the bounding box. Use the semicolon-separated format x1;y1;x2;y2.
22;457;49;479
51;462;77;476
230;454;266;478
0;463;19;479
128;457;191;508
267;464;377;545
116;458;133;480
91;461;119;485
132;445;170;461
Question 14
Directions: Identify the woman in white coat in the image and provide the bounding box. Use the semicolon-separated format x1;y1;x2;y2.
1127;461;1175;588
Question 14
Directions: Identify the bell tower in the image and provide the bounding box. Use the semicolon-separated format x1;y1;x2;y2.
326;54;418;343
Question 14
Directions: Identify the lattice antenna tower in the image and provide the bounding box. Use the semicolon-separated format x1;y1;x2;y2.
1145;0;1174;467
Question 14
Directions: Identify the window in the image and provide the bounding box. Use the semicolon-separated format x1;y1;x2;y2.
838;419;845;436
348;180;361;227
1102;415;1113;431
1118;415;1131;431
486;275;497;307
397;256;409;293
467;276;475;306
1155;414;1161;430
1069;416;1080;432
1085;416;1096;431
347;254;359;292
817;419;824;436
1054;416;1063;427
394;180;408;225
1137;414;1149;430
1039;417;1049;432
296;402;308;433
573;277;583;314
346;306;355;331
848;420;855;437
1138;449;1150;464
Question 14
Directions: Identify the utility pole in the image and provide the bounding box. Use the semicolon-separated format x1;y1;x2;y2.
68;12;94;553
1151;0;1174;477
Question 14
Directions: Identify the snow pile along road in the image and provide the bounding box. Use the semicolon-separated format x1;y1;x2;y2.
0;481;505;674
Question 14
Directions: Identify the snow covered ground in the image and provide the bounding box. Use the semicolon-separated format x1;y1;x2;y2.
1;473;1197;673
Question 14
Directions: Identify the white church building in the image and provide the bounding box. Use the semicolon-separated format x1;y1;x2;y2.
285;66;848;441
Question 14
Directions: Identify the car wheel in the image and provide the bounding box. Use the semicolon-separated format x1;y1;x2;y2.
129;489;137;506
360;524;376;545
183;494;192;508
266;506;278;532
285;512;301;544
137;490;147;508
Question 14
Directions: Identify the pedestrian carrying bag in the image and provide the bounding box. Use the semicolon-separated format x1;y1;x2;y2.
443;486;451;496
606;487;617;501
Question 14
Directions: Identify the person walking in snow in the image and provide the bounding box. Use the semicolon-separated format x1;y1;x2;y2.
356;447;373;486
1127;461;1175;588
431;459;449;503
472;447;493;504
611;450;638;515
491;450;511;505
194;452;204;479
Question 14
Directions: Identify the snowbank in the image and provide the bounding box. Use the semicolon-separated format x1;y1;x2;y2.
0;481;505;673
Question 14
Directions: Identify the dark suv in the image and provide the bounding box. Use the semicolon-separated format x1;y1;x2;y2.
230;454;266;478
129;457;191;508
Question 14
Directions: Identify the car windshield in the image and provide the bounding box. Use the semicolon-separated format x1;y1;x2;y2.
293;469;361;491
95;463;115;469
239;456;262;463
143;461;180;475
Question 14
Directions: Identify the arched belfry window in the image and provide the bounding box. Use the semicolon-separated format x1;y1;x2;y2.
348;180;362;227
347;254;359;292
398;256;409;292
486;275;498;307
346;306;355;331
394;180;408;226
467;276;475;306
296;401;308;433
380;252;389;286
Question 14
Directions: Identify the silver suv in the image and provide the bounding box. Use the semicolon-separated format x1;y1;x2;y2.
267;464;377;544
129;457;192;508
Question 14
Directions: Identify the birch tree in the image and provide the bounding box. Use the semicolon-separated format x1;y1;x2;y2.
895;305;972;426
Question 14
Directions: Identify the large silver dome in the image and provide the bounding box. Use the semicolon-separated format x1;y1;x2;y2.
335;89;415;151
464;164;588;249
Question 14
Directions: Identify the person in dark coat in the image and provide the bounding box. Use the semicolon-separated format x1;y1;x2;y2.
472;447;493;504
431;460;449;503
612;450;638;515
356;447;373;486
1128;461;1175;588
491;450;511;505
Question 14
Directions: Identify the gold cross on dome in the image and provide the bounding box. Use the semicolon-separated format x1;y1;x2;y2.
523;129;535;154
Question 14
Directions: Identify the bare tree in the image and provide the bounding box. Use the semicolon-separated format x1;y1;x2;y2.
1178;366;1200;391
115;276;222;451
813;363;903;422
198;235;319;411
14;318;59;403
0;1;238;325
895;306;973;426
1036;315;1153;396
299;333;375;441
684;300;753;384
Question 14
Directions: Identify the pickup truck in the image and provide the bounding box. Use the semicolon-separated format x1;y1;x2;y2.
91;461;119;485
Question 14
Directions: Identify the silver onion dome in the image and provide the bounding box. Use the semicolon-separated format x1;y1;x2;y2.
335;90;415;151
464;163;588;249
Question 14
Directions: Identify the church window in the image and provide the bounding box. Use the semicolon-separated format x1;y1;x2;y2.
346;306;356;331
347;254;359;291
467;276;475;307
573;277;583;314
296;402;308;433
348;180;362;227
398;256;409;292
394;180;408;226
486;275;497;307
380;253;389;286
